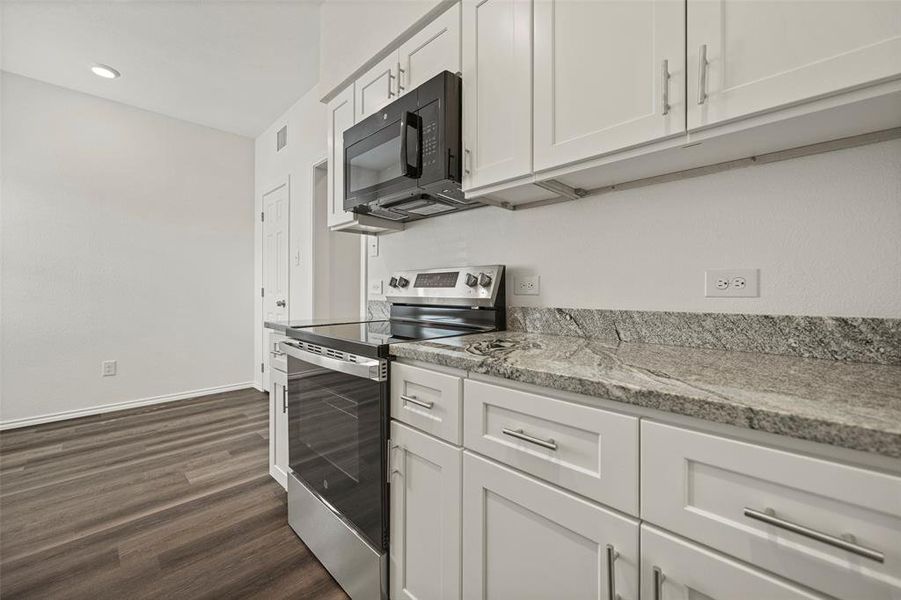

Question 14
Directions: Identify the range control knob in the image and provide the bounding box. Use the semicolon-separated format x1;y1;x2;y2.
397;276;410;288
464;273;478;287
478;272;492;288
388;277;398;288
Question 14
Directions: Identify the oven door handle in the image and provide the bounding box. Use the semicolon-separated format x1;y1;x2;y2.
280;342;386;381
399;111;422;179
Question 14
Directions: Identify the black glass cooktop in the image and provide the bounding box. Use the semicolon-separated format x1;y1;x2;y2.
287;319;478;358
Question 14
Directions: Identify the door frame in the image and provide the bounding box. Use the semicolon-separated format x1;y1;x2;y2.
260;177;290;392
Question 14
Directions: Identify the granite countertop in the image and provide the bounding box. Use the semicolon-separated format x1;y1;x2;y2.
389;331;901;458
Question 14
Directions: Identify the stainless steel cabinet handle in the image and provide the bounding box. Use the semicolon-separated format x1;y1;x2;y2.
275;299;286;307
464;148;472;175
606;545;619;600
282;385;287;413
653;566;665;600
397;62;405;92
661;59;670;115
744;507;884;563
388;442;404;482
502;428;557;450
388;70;397;97
401;394;433;409
697;44;708;105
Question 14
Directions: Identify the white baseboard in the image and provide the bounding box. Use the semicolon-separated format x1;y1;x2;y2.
0;382;256;431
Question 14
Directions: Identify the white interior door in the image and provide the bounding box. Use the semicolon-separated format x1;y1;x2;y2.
262;183;289;389
688;0;901;130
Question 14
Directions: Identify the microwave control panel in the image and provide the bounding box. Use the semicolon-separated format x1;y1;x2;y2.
419;102;440;171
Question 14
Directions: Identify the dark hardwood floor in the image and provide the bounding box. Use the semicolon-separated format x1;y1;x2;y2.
0;388;348;600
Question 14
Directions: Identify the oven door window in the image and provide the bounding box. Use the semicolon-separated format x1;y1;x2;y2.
287;357;386;550
345;114;422;204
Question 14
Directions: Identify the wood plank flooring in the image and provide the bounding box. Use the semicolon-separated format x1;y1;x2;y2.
0;388;349;600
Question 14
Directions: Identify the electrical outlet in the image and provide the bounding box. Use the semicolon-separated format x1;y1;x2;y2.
705;269;759;298
368;236;379;258
514;275;540;296
369;279;383;296
102;360;117;377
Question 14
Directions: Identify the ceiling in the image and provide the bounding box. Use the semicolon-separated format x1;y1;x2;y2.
1;1;321;137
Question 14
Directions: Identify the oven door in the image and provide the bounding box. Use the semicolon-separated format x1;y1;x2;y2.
281;341;389;551
344;110;423;211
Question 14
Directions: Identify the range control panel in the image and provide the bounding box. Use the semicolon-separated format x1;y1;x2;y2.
384;265;504;307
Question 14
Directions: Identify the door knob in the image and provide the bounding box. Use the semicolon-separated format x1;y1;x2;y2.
276;299;286;307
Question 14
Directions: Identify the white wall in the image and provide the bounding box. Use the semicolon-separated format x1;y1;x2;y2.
369;139;901;318
319;0;448;100
0;72;255;424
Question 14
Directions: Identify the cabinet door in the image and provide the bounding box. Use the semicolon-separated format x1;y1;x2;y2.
398;2;461;95
269;369;288;489
390;421;462;600
641;525;827;600
354;53;399;122
533;0;685;172
688;0;901;130
462;0;532;191
326;85;356;228
462;452;639;600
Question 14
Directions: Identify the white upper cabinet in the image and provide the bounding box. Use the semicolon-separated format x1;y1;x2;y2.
326;85;356;228
355;53;400;122
533;0;685;172
398;3;461;94
688;0;901;130
462;0;532;191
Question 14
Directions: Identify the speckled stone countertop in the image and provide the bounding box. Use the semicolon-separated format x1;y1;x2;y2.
389;331;901;458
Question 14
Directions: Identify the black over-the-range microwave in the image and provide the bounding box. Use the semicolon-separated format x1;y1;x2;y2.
343;70;483;222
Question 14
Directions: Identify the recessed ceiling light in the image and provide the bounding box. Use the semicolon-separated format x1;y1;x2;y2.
91;64;121;79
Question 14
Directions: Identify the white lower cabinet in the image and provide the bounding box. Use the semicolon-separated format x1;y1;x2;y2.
640;525;826;600
462;451;639;600
269;368;288;489
389;421;462;600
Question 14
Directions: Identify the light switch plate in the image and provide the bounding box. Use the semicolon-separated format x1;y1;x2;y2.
102;360;117;377
705;269;760;297
368;236;379;257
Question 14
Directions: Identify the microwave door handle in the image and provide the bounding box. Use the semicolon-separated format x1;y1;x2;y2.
399;111;422;179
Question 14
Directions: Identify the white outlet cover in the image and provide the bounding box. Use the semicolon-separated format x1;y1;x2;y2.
705;269;759;298
369;279;383;295
102;360;117;377
368;236;379;258
514;275;540;296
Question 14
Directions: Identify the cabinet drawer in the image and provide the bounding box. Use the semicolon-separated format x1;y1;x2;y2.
391;363;463;444
641;524;826;600
642;421;901;600
463;380;639;515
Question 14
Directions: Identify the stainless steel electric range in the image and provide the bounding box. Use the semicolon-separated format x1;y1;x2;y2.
279;265;505;600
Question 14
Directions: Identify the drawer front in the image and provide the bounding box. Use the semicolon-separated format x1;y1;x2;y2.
641;524;826;600
464;380;639;515
463;452;639;600
642;421;901;600
391;363;463;444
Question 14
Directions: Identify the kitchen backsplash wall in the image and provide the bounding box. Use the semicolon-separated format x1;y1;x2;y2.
368;138;901;319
